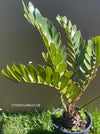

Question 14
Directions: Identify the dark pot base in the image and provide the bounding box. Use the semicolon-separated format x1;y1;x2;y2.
51;107;92;134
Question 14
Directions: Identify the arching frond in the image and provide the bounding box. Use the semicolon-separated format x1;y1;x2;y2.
1;1;100;112
56;15;100;91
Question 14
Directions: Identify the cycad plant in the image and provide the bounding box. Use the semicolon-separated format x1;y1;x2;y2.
1;1;100;132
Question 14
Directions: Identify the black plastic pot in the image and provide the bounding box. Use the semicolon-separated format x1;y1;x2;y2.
51;107;92;134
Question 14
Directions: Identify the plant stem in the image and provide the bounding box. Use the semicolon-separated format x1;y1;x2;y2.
79;95;100;109
60;94;68;112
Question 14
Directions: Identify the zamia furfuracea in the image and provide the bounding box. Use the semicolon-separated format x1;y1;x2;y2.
1;1;100;114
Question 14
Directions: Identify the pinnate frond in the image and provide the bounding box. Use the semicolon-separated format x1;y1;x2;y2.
1;1;100;107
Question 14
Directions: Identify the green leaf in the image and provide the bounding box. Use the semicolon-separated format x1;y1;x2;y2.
37;64;46;83
22;0;27;13
68;20;72;30
22;0;29;17
62;16;67;24
42;52;47;62
50;43;56;57
71;25;77;38
53;72;60;86
12;63;22;76
1;69;17;82
73;31;81;49
84;58;91;70
46;53;53;67
53;53;62;66
20;64;30;82
12;65;24;82
36;11;47;37
50;25;56;40
72;126;77;132
46;66;52;84
66;83;79;94
62;52;67;63
75;48;86;67
66;61;74;69
79;65;90;78
95;36;100;67
67;48;75;60
48;26;54;40
87;40;94;57
56;15;62;26
26;64;38;82
85;53;91;65
22;0;32;24
57;62;67;73
64;71;73;78
67;42;74;52
69;89;81;99
55;32;61;48
60;75;68;89
24;14;31;24
61;45;66;55
28;2;34;14
7;65;21;82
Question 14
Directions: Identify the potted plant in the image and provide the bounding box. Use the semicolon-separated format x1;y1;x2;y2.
1;1;100;133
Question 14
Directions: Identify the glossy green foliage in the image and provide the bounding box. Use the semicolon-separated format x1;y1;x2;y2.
46;66;52;84
22;0;67;71
56;15;100;87
1;1;100;110
60;75;68;90
1;62;79;101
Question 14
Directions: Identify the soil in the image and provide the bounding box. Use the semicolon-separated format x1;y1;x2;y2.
52;107;90;132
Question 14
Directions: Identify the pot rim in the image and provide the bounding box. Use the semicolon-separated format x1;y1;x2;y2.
51;106;92;134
